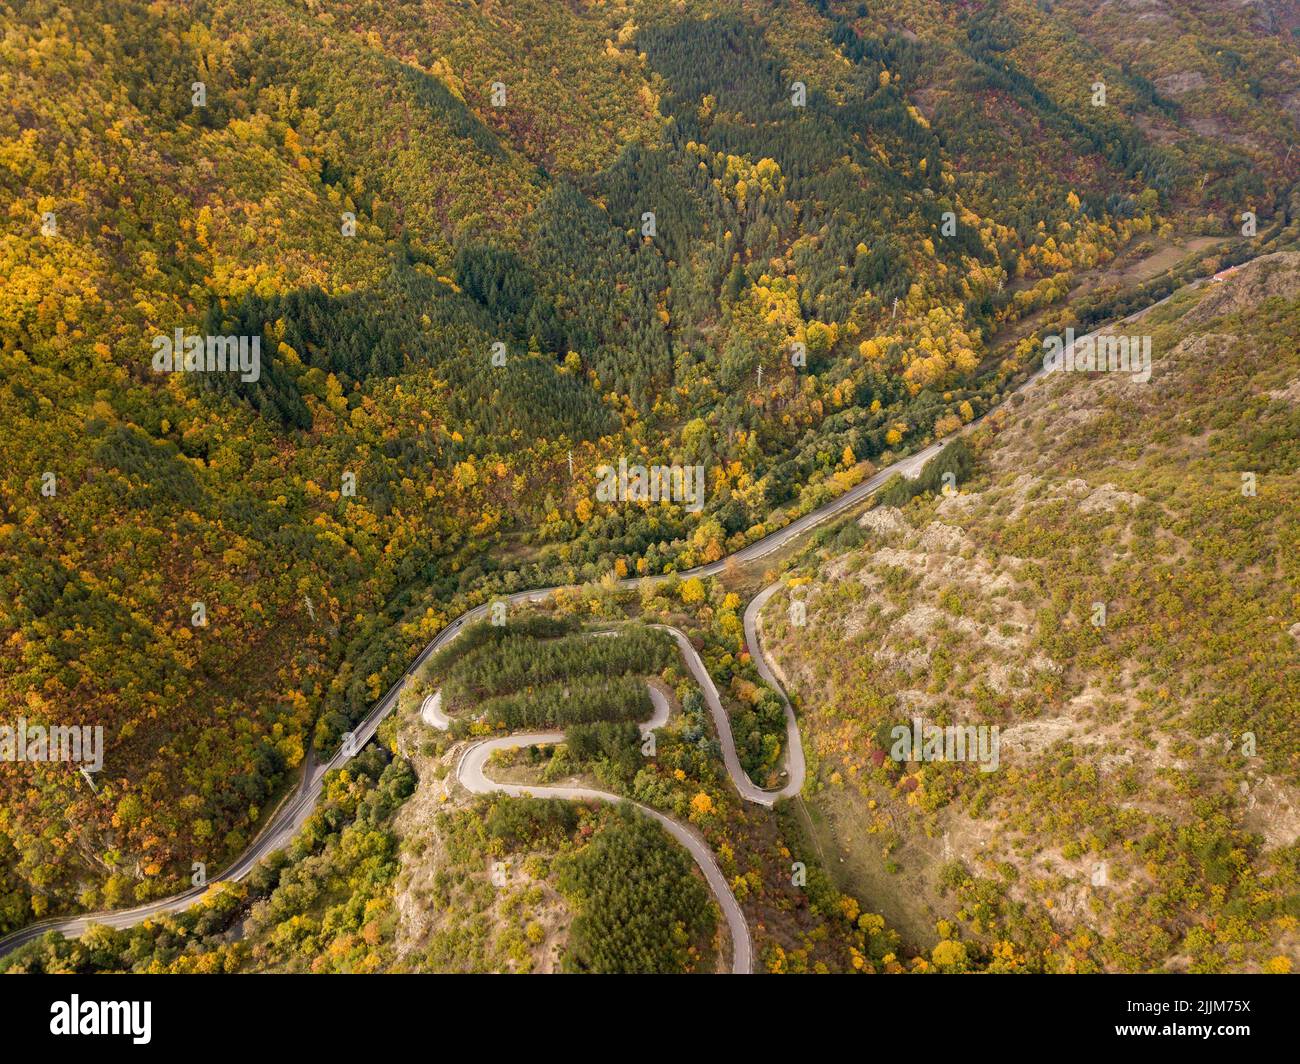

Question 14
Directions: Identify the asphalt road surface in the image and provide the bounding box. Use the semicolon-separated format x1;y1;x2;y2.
453;680;750;974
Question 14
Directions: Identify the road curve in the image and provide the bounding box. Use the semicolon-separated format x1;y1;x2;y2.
421;691;450;730
650;624;798;806
0;289;1195;959
740;585;806;801
423;621;797;806
453;690;751;974
425;632;770;973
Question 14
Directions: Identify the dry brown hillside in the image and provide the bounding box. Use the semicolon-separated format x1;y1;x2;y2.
760;254;1300;973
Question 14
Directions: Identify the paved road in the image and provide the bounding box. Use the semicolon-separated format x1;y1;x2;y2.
741;584;806;801
650;624;794;806
640;684;671;735
421;691;450;730
453;685;750;974
421;613;803;974
426;629;772;973
0;288;1197;959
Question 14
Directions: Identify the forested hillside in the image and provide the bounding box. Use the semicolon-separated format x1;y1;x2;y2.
1;0;1296;933
757;254;1300;972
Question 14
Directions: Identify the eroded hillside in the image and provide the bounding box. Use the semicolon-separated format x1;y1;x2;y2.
758;254;1300;972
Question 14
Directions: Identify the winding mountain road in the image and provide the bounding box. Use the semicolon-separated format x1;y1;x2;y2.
428;617;797;974
741;585;806;800
451;681;750;975
651;624;803;805
0;289;1195;960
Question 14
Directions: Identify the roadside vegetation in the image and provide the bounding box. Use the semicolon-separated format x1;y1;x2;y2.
757;259;1300;973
